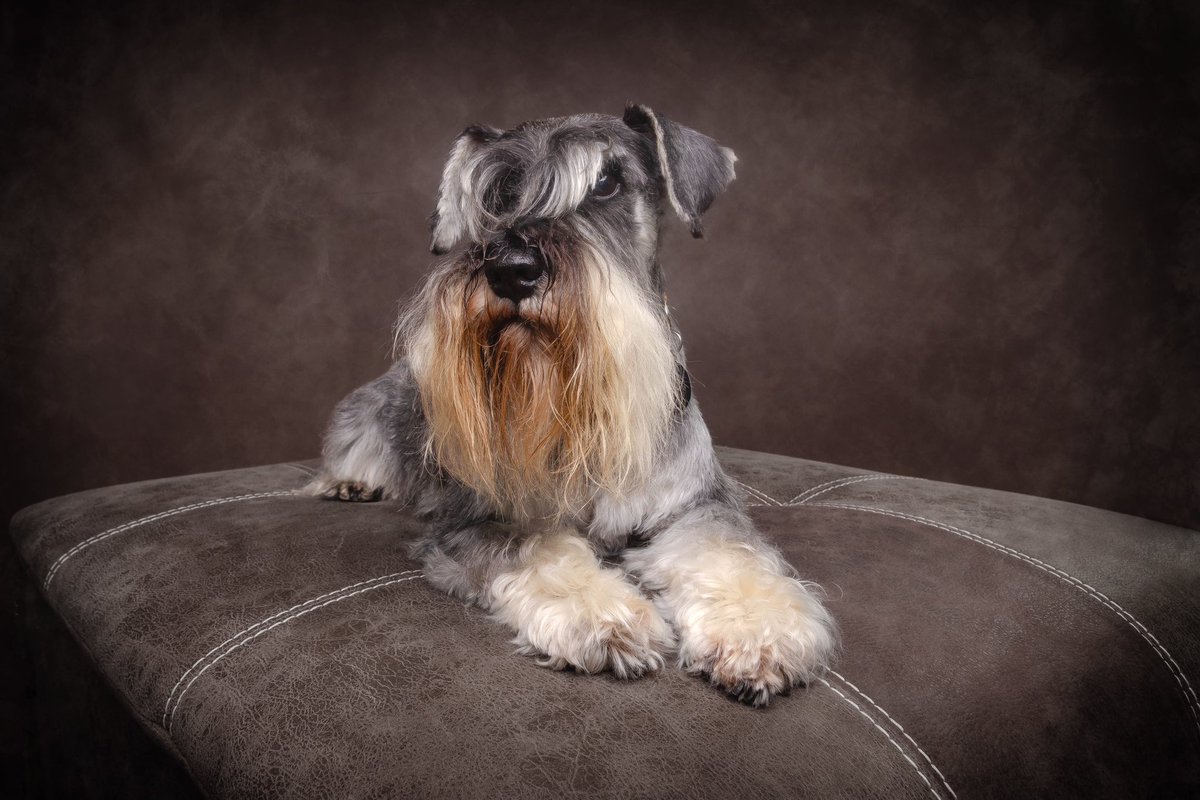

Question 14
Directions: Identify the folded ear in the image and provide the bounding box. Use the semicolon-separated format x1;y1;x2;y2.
622;104;737;238
429;124;503;255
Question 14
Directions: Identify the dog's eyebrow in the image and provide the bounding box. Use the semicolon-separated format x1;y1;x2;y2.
512;139;609;221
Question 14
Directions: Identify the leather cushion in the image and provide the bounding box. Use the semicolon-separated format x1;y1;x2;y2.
10;448;1200;798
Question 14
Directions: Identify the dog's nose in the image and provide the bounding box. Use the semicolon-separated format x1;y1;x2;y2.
484;247;545;302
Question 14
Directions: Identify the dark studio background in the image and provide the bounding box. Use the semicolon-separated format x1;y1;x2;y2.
2;0;1198;796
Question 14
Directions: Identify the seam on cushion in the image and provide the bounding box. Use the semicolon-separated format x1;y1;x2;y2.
812;501;1200;742
161;569;423;727
828;669;957;799
285;463;319;477
740;474;916;508
818;677;944;800
732;479;782;506
165;572;425;734
43;490;298;589
792;475;923;506
789;473;892;505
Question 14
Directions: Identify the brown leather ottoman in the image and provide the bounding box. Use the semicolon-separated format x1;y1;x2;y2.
10;447;1200;798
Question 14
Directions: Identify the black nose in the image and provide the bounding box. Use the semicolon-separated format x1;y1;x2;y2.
484;246;545;302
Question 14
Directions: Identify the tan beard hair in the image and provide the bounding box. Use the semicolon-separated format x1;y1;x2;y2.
402;239;678;520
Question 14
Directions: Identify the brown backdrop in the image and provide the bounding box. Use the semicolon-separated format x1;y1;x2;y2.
4;1;1200;794
3;0;1198;530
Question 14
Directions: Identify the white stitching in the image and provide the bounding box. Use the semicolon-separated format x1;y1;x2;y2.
732;478;782;506
43;491;298;589
828;669;957;799
788;474;876;504
789;473;891;505
734;479;781;506
818;677;943;800
735;473;920;509
161;569;423;726
792;475;922;506
166;572;426;733
812;501;1200;740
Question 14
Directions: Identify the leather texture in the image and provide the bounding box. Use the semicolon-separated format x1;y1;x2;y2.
10;447;1200;798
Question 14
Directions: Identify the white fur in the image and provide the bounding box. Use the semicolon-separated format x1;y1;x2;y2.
574;243;679;495
432;134;480;253
488;529;675;678
624;516;837;704
515;140;608;222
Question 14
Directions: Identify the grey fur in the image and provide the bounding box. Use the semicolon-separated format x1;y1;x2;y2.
311;106;836;706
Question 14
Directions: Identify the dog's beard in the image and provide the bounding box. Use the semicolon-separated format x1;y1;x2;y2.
402;241;678;520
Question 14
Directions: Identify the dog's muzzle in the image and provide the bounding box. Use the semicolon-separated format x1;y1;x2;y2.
483;234;546;303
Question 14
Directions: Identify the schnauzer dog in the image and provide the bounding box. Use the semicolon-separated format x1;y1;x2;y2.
309;105;836;705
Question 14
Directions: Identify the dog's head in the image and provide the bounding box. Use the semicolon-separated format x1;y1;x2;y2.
401;106;736;518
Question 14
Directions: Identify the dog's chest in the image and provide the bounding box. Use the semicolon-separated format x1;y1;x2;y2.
584;486;684;555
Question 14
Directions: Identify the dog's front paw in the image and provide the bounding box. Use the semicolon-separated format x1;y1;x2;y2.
305;476;384;502
491;540;675;679
677;571;836;706
330;481;383;502
515;590;674;679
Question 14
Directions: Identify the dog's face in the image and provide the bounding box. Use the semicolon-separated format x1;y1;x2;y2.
401;106;736;518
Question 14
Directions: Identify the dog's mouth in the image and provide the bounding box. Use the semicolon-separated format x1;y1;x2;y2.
485;315;520;343
476;288;552;332
484;314;554;350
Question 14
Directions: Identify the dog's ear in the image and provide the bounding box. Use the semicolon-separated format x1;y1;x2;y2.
622;104;737;238
430;124;503;255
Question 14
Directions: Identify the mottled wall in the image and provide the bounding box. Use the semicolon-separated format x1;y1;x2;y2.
2;4;1199;790
3;0;1198;534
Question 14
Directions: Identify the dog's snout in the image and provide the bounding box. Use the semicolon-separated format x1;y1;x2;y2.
484;245;545;303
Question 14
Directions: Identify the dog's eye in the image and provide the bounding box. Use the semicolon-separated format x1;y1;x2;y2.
591;170;621;201
484;167;522;216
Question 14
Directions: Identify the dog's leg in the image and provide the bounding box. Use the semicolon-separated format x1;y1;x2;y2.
624;504;837;706
415;525;674;679
307;360;424;502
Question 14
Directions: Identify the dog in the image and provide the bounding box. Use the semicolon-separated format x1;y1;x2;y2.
308;105;836;706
